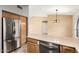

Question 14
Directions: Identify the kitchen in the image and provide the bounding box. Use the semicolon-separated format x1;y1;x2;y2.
27;5;79;53
0;5;79;53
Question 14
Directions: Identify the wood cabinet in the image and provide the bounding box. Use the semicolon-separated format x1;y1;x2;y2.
60;45;76;53
2;10;20;20
20;16;27;46
27;38;39;53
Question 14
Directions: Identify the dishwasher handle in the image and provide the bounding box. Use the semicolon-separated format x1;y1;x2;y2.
40;42;59;49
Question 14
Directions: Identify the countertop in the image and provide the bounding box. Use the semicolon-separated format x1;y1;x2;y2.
27;33;79;53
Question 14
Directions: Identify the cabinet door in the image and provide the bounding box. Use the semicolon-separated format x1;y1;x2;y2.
60;45;76;53
27;42;39;53
20;16;27;46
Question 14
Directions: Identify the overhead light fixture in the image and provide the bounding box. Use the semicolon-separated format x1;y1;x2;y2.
52;9;60;23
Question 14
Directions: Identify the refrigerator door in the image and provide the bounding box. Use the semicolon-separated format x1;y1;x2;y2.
6;18;14;40
3;17;6;53
14;20;21;48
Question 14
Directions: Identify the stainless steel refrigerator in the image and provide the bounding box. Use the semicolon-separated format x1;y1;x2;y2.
2;17;21;53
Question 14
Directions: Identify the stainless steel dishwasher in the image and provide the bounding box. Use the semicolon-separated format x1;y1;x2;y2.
39;41;60;53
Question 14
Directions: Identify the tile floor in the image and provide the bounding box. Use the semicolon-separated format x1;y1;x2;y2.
12;44;27;53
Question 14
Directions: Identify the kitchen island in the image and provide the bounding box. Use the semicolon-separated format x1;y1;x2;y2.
27;33;79;53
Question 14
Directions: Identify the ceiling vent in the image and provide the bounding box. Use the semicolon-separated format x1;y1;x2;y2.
17;5;23;9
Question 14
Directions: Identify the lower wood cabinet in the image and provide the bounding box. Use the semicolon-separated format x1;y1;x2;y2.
27;42;39;53
27;37;76;53
27;38;39;53
60;45;76;53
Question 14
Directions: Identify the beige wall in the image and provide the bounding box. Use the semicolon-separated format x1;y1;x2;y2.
48;15;72;37
29;15;72;37
29;16;47;34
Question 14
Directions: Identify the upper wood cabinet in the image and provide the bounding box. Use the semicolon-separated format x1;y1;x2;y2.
20;16;27;46
2;10;20;20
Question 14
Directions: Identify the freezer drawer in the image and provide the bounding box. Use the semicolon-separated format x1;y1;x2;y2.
6;40;17;52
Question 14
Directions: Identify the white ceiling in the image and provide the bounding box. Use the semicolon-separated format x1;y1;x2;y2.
29;5;79;17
